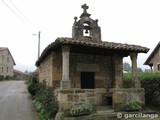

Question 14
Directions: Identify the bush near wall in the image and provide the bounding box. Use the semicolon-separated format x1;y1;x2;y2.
0;75;4;81
0;75;15;81
27;76;59;120
123;72;160;108
27;76;39;96
123;72;132;88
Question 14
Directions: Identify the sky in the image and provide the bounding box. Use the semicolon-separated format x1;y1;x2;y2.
1;0;160;72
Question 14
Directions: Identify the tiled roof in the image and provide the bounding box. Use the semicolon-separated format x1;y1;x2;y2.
36;37;149;66
56;37;149;52
144;42;160;65
14;69;28;75
0;47;8;51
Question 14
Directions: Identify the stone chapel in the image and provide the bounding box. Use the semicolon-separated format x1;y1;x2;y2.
36;4;149;112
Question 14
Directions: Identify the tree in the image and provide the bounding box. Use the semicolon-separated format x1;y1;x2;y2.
123;62;143;73
24;70;29;75
137;67;143;73
123;62;131;72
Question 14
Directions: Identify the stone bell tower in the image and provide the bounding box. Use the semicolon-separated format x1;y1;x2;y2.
72;4;101;41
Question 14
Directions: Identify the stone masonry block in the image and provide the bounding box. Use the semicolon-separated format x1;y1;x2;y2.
113;91;126;111
58;93;68;104
67;94;73;101
95;79;104;88
53;73;62;80
95;88;106;94
75;89;85;93
73;94;79;102
60;81;71;89
59;89;74;94
87;93;95;97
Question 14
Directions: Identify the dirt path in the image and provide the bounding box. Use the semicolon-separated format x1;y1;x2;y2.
0;81;39;120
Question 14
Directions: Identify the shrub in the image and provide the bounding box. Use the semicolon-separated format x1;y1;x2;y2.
38;84;59;118
123;73;132;88
0;75;15;81
140;73;160;108
30;82;59;120
69;103;95;117
125;100;142;111
27;77;39;96
0;75;4;81
4;75;15;80
33;99;43;112
123;72;160;108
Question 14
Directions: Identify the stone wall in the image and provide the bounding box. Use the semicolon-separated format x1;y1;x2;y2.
56;53;114;111
110;88;145;111
56;88;107;111
40;52;115;109
70;53;113;89
39;51;62;87
0;49;14;77
39;52;113;89
39;53;52;86
52;52;62;87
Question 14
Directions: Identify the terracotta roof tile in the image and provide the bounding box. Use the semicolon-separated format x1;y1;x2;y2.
56;37;149;52
36;37;149;66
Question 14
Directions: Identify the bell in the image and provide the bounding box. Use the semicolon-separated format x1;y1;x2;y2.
85;30;89;34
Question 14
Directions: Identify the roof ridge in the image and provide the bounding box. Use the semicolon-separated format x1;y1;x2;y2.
0;47;8;50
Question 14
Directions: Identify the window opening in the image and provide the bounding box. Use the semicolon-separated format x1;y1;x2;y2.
2;55;4;61
157;64;160;71
81;72;95;89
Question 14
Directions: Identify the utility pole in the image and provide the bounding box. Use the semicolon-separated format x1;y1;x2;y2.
38;31;41;59
32;31;41;59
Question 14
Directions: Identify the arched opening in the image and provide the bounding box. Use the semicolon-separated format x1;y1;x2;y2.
83;23;90;36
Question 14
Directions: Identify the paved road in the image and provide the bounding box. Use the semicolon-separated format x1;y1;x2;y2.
0;81;39;120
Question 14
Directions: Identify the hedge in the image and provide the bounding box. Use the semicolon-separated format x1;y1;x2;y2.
27;76;59;120
0;75;15;81
123;72;160;108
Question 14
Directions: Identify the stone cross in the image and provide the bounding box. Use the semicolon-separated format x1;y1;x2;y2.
81;4;89;13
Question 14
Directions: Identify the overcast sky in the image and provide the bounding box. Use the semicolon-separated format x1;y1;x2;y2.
1;0;160;72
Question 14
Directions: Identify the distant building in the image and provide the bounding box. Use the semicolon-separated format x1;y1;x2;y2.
144;42;160;72
0;47;16;77
13;69;28;80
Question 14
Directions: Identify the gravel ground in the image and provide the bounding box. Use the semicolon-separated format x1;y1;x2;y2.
0;81;39;120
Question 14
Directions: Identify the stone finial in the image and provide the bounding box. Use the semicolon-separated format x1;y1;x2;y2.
81;4;89;13
72;4;101;40
74;16;77;21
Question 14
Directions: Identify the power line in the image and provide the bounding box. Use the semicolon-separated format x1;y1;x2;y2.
8;0;29;21
1;0;25;23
